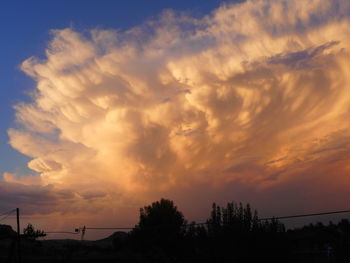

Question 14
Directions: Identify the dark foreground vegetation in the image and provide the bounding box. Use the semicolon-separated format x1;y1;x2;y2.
1;199;350;262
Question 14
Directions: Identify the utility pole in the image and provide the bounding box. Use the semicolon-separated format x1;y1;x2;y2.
16;208;21;263
81;226;86;241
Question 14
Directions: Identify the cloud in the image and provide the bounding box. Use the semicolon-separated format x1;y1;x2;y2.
2;172;42;185
5;0;350;224
0;181;70;215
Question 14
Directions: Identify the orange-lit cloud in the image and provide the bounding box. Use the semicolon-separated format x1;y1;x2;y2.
5;0;350;226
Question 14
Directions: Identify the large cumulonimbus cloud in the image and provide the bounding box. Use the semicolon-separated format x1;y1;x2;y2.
5;0;350;217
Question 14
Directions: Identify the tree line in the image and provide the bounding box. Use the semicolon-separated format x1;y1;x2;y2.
17;198;350;262
114;199;350;262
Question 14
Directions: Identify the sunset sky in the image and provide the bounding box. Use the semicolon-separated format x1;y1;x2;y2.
2;0;350;239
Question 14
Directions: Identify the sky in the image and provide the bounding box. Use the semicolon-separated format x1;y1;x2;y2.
2;0;350;239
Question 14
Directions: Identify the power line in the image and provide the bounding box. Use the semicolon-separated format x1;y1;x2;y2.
5;208;350;237
258;209;350;221
0;213;13;222
77;209;350;231
45;231;79;235
0;209;16;218
86;227;134;230
0;209;16;222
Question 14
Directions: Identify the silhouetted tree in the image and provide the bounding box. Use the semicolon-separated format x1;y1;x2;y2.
23;223;46;240
208;201;261;234
130;198;186;257
252;209;259;232
0;224;16;239
138;199;185;231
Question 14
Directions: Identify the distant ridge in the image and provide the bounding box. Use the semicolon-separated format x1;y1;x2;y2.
97;231;128;242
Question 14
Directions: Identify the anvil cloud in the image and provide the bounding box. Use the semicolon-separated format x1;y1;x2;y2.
4;0;350;223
